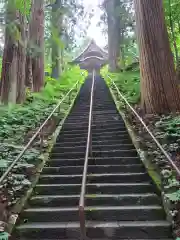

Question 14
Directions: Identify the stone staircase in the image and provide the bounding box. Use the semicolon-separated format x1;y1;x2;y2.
14;75;173;239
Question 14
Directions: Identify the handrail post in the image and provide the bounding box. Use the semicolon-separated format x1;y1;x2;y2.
79;206;86;240
79;70;95;240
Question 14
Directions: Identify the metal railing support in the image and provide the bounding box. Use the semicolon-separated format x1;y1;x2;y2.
79;70;95;240
107;75;180;177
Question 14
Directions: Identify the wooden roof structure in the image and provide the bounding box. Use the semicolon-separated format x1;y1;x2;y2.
72;39;108;71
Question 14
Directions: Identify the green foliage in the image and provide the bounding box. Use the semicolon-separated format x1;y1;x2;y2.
162;169;180;202
166;190;180;202
0;232;9;240
156;116;180;141
0;66;86;145
14;0;31;16
101;65;140;105
163;0;180;60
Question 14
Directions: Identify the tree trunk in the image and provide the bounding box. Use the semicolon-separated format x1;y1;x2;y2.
106;0;121;72
1;1;18;104
16;12;26;103
26;8;33;90
25;56;33;89
134;0;180;114
51;0;62;79
29;0;44;92
168;0;178;63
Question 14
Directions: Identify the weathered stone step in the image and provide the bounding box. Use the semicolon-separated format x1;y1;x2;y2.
48;156;141;166
92;116;122;121
54;139;132;148
39;173;149;184
21;205;165;222
42;164;145;175
15;221;172;239
13;239;173;240
57;135;87;142
58;130;128;138
65;115;121;123
92;144;135;151
92;134;131;142
51;144;135;153
29;193;161;207
50;149;138;159
35;183;155;195
57;133;131;142
63;119;124;127
60;126;127;135
70;110;118;117
92;149;138;158
50;151;86;159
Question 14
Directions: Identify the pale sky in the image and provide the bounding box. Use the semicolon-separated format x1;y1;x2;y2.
83;0;107;47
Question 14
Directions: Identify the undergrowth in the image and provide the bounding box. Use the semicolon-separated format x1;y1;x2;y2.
0;65;87;145
101;65;140;105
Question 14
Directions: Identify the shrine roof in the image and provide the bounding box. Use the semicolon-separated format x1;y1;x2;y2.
73;39;108;62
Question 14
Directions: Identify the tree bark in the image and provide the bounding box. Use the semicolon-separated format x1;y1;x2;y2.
134;0;180;114
25;56;33;89
105;0;121;72
1;1;18;104
26;7;33;90
51;0;62;79
16;12;26;103
168;0;178;63
29;0;44;92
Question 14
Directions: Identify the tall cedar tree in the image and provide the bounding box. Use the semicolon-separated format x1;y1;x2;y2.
105;0;121;72
1;0;26;104
134;0;180;114
51;0;62;79
29;0;44;92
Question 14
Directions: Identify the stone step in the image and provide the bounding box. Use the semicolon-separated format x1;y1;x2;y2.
69;110;118;117
57;133;131;142
42;164;145;175
58;130;128;138
35;183;156;195
63;120;125;127
48;156;141;167
39;173;149;184
56;137;133;147
51;144;135;153
15;221;172;239
21;205;165;223
29;193;161;207
60;126;127;135
12;239;173;240
65;115;122;123
54;139;133;148
50;149;138;159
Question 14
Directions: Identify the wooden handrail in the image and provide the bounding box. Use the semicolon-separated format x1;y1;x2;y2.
107;75;180;177
0;79;81;185
79;70;95;240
